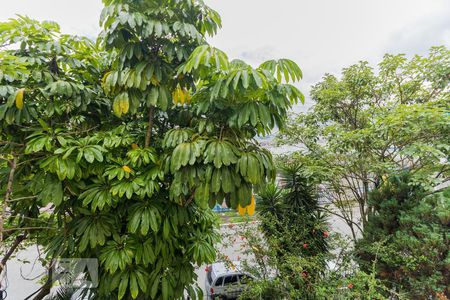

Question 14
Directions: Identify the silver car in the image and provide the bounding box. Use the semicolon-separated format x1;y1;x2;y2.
205;261;254;300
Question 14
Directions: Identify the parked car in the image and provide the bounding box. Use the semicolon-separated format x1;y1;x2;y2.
205;261;254;300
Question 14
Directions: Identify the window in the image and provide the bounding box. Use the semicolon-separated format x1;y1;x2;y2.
223;275;238;286
214;276;223;286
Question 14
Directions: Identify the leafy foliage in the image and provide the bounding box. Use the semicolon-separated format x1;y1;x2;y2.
357;173;450;298
0;1;303;299
279;46;450;238
245;163;329;298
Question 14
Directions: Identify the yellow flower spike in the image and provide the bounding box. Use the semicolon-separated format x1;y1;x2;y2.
247;194;256;216
238;204;247;216
15;88;25;110
122;165;132;173
131;143;139;150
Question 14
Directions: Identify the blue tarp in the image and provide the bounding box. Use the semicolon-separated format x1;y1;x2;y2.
211;204;231;212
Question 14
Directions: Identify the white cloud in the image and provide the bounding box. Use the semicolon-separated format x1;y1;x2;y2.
0;0;103;37
1;0;448;112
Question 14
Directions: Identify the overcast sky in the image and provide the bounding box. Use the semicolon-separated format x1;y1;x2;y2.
1;0;449;110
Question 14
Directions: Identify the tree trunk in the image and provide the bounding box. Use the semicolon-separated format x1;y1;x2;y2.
0;233;27;274
145;106;155;147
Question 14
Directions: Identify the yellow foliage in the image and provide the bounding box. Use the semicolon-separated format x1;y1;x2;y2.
15;88;25;110
247;194;255;216
238;204;247;216
120;97;129;114
113;98;122;117
173;87;191;106
122;165;132;173
179;88;186;105
113;94;129;117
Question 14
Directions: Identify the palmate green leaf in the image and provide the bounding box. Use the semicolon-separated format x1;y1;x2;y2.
104;165;132;180
127;203;161;235
134;176;160;198
110;180;141;199
126;147;156;166
135;238;156;265
147;87;158;106
237;152;265;184
38;174;63;206
179;45;229;74
211;167;238;193
227;183;252;208
74;213;115;252
170;140;204;173
99;237;136;274
39;155;82;180
187;240;216;265
162;128;194;148
194;182;210;209
25;133;53;154
79;183;117;212
82;145;104;163
259;58;303;83
203;140;240;169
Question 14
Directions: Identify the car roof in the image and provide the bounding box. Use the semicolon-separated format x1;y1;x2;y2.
211;261;243;279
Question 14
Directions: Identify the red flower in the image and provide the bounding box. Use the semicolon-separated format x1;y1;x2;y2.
301;271;308;278
240;236;245;241
347;283;353;289
303;243;308;249
323;231;329;238
205;267;209;272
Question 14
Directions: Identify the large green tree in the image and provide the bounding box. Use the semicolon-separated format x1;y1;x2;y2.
0;1;303;299
357;173;450;299
279;47;450;239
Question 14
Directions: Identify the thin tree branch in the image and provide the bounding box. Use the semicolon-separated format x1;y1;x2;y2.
0;233;27;275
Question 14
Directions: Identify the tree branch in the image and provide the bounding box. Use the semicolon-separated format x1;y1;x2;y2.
0;233;27;274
